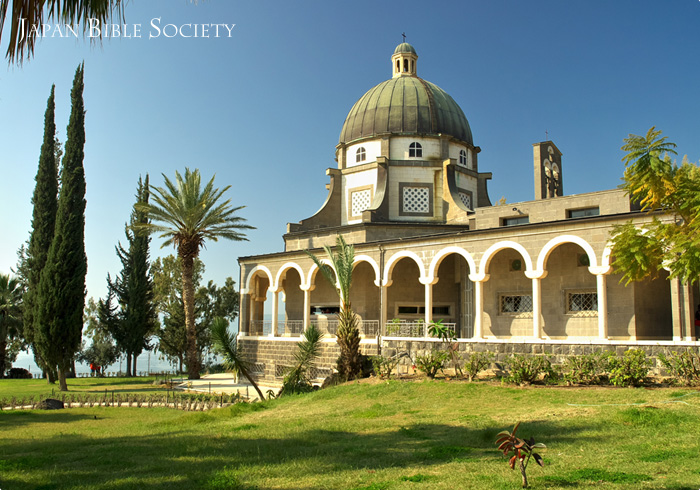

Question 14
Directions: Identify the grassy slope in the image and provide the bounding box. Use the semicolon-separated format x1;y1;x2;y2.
0;376;169;398
1;380;699;489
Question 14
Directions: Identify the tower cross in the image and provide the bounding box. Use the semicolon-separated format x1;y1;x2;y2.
402;32;406;43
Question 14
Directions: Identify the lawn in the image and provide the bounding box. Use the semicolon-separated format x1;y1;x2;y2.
1;379;699;489
0;376;171;399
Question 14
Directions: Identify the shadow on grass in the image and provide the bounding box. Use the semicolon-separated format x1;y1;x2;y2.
0;410;95;428
0;413;606;490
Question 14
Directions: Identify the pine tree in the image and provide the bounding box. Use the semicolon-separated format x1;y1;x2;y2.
24;85;59;383
36;64;87;392
102;176;158;376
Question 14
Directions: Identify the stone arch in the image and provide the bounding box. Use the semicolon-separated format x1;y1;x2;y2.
244;265;274;291
428;246;477;284
383;250;426;286
353;254;381;287
537;235;598;272
274;262;305;291
478;241;534;277
306;259;335;290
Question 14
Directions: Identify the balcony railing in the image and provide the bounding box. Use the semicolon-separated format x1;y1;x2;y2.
248;320;471;339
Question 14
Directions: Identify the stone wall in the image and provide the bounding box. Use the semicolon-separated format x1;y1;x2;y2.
381;339;700;376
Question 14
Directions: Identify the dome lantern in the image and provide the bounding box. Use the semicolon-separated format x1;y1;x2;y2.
391;42;418;78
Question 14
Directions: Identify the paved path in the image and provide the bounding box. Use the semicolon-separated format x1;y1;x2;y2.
174;373;279;400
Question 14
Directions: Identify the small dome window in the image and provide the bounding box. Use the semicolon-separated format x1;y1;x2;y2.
356;147;366;163
459;149;467;165
409;142;422;158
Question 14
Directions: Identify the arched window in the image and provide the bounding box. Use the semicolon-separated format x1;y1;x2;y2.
459;149;467;165
409;141;422;158
356;147;366;163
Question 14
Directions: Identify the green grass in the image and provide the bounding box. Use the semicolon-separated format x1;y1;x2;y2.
0;376;169;398
1;380;700;489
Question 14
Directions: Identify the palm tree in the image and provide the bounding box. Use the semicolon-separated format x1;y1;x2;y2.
210;317;265;400
0;273;23;377
1;0;124;62
133;168;254;380
279;324;324;396
306;234;362;381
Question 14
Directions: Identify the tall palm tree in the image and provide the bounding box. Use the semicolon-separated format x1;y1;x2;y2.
134;168;254;380
0;0;124;62
306;234;361;380
0;273;23;377
210;317;265;400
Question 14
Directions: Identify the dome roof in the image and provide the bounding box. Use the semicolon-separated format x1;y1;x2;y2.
393;42;416;55
339;76;473;146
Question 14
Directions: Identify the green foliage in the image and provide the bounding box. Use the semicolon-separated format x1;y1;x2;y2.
463;351;494;382
608;349;651;387
305;235;362;381
612;127;700;284
210;317;265;400
428;320;462;377
504;355;553;385
279;324;324;396
658;350;700;386
134;167;254;380
36;64;87;391
495;422;545;489
100;176;158;376
24;85;59;381
415;350;450;379
0;273;23;377
370;355;400;379
560;351;612;385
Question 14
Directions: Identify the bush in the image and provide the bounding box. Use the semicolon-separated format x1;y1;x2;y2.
463;352;494;382
608;349;651;387
6;367;32;379
560;351;611;385
505;355;553;385
371;355;400;379
658;350;700;386
415;351;450;379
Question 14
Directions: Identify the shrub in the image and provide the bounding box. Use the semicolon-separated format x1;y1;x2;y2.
495;422;545;489
608;349;651;387
560;351;610;385
371;355;400;379
658;350;700;386
505;355;553;385
463;352;494;382
415;351;450;379
6;367;32;379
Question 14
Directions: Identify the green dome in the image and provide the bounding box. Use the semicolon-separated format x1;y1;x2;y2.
393;42;416;55
339;76;473;146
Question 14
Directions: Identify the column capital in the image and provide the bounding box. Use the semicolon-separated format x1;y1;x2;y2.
525;270;548;280
468;273;490;283
588;265;612;275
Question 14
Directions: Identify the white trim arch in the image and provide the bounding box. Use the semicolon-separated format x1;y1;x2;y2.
273;262;305;291
244;265;274;291
427;246;477;284
536;235;598;272
383;250;427;287
353;255;381;287
306;259;335;290
478;241;534;277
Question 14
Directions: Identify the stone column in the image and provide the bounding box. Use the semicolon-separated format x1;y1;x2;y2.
238;290;249;336
525;270;547;339
670;278;694;341
423;280;433;338
469;274;489;339
595;273;608;339
302;287;311;333
270;289;280;337
380;284;388;336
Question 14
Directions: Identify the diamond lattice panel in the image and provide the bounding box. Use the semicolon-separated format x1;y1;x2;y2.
403;187;430;214
459;192;471;209
351;189;372;217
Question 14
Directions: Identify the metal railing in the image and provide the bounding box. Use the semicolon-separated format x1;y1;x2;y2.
382;321;459;338
247;319;380;338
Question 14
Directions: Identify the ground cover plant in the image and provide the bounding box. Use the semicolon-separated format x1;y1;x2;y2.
1;380;699;489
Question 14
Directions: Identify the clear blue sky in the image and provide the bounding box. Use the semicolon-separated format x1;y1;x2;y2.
2;0;700;305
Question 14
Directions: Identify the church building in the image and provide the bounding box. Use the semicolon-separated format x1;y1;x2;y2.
237;43;698;383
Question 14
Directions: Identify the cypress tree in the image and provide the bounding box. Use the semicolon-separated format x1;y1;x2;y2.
103;175;157;376
24;85;59;383
36;64;87;391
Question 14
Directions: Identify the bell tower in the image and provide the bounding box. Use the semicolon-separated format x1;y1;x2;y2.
533;141;563;199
